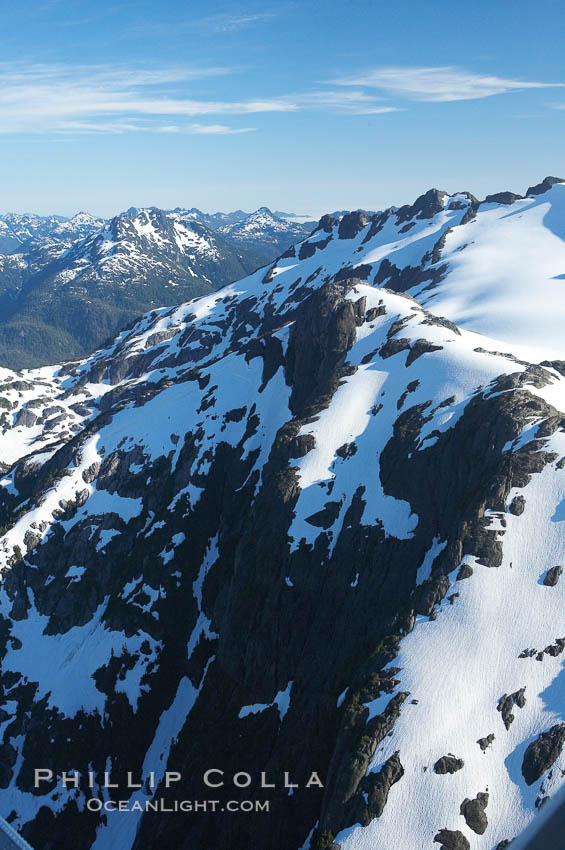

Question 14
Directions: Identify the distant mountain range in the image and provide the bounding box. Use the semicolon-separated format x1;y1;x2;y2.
0;206;312;369
216;206;313;270
0;211;105;254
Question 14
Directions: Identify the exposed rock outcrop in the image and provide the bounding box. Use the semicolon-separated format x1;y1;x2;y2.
434;828;470;850
497;688;526;730
543;566;562;587
434;755;464;775
460;792;489;834
522;725;565;786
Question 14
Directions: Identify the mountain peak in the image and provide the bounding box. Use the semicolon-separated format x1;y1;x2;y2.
526;175;565;196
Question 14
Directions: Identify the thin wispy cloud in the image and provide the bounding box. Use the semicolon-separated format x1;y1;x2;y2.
0;63;394;135
203;11;276;32
55;120;148;134
332;66;564;102
0;64;291;135
0;64;235;87
122;7;279;41
187;123;256;134
48;121;257;135
289;90;401;115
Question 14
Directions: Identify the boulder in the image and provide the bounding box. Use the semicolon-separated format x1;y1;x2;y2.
434;755;464;774
522;724;565;785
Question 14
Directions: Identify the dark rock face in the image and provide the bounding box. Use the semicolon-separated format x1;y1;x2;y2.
373;255;447;296
316;694;407;840
526;176;564;196
331;264;373;285
365;305;385;322
497;688;526;730
299;236;331;260
543;566;562;587
362;753;404;820
433;828;470;850
338;211;371;240
541;637;565;658
313;214;338;235
0;742;17;789
379;336;412;359
457;564;474;581
396;189;448;223
306;501;342;529
522;725;565;785
414;575;451;618
460;204;478;225
336;442;358;459
508;495;525;516
405;339;443;367
434;755;464;774
483;191;523;205
13;407;38;427
460;792;489;834
285;281;359;417
477;733;495;751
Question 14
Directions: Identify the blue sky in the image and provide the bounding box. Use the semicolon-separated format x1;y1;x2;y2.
1;0;564;217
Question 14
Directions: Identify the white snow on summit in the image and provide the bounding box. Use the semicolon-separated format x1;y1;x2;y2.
420;185;565;359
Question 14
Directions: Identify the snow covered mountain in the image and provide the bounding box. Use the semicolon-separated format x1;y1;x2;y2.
0;207;312;370
44;206;248;299
0;208;249;370
216;206;312;270
0;177;563;850
169;206;249;231
172;205;314;243
0;212;105;255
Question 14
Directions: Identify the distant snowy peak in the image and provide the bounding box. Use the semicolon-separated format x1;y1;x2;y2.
0;204;313;368
173;207;249;230
68;211;103;228
171;206;312;234
60;206;245;284
213;207;312;271
102;205;311;268
0;211;104;251
217;206;309;240
104;206;202;248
